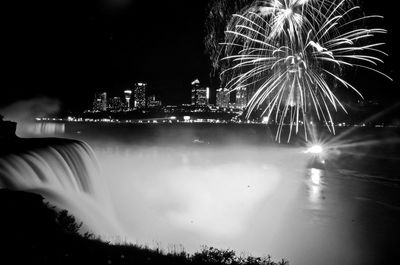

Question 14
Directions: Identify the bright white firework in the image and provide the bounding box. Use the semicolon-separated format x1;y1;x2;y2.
221;0;391;142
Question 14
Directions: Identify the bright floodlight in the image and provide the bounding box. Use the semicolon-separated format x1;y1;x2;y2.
306;145;323;155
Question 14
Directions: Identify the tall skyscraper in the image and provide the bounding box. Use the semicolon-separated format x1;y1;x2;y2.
191;79;200;105
216;88;230;108
191;79;209;106
134;83;147;109
124;90;132;110
235;87;247;110
92;92;107;112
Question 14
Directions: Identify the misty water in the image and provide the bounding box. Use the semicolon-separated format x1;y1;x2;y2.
5;122;400;265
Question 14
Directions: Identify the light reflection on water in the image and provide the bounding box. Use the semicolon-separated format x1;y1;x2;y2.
308;168;324;207
310;168;322;185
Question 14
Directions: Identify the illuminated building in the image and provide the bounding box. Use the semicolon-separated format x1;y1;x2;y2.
92;92;107;112
147;94;162;108
191;79;209;106
109;97;124;112
216;88;230;108
124;90;132;110
134;83;147;109
235;87;247;110
191;79;200;105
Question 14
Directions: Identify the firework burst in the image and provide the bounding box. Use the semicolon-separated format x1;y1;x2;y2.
220;0;391;142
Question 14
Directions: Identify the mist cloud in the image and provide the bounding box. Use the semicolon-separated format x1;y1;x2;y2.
0;97;61;136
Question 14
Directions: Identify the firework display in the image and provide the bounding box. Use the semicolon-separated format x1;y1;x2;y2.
220;0;391;142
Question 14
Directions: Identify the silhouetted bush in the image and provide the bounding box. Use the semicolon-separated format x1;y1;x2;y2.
192;246;288;265
56;210;82;234
55;209;95;239
192;247;236;264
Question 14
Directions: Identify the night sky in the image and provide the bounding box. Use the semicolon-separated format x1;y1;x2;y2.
2;0;399;112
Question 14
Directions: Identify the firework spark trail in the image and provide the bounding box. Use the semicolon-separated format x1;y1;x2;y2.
221;0;391;142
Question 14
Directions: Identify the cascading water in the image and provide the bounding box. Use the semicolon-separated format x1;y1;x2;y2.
0;139;123;239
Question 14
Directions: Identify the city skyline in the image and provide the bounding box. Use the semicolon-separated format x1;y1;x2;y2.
88;78;258;113
90;82;163;112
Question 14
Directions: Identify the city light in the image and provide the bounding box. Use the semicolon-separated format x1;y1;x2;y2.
305;145;324;155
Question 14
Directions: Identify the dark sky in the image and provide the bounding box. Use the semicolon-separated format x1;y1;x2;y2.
3;0;211;111
2;0;399;111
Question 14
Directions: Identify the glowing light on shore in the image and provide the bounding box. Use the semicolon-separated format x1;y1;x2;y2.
305;145;323;155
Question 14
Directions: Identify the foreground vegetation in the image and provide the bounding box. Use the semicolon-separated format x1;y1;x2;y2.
0;189;288;265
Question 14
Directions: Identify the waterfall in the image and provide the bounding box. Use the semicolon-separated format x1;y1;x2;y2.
0;139;123;239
